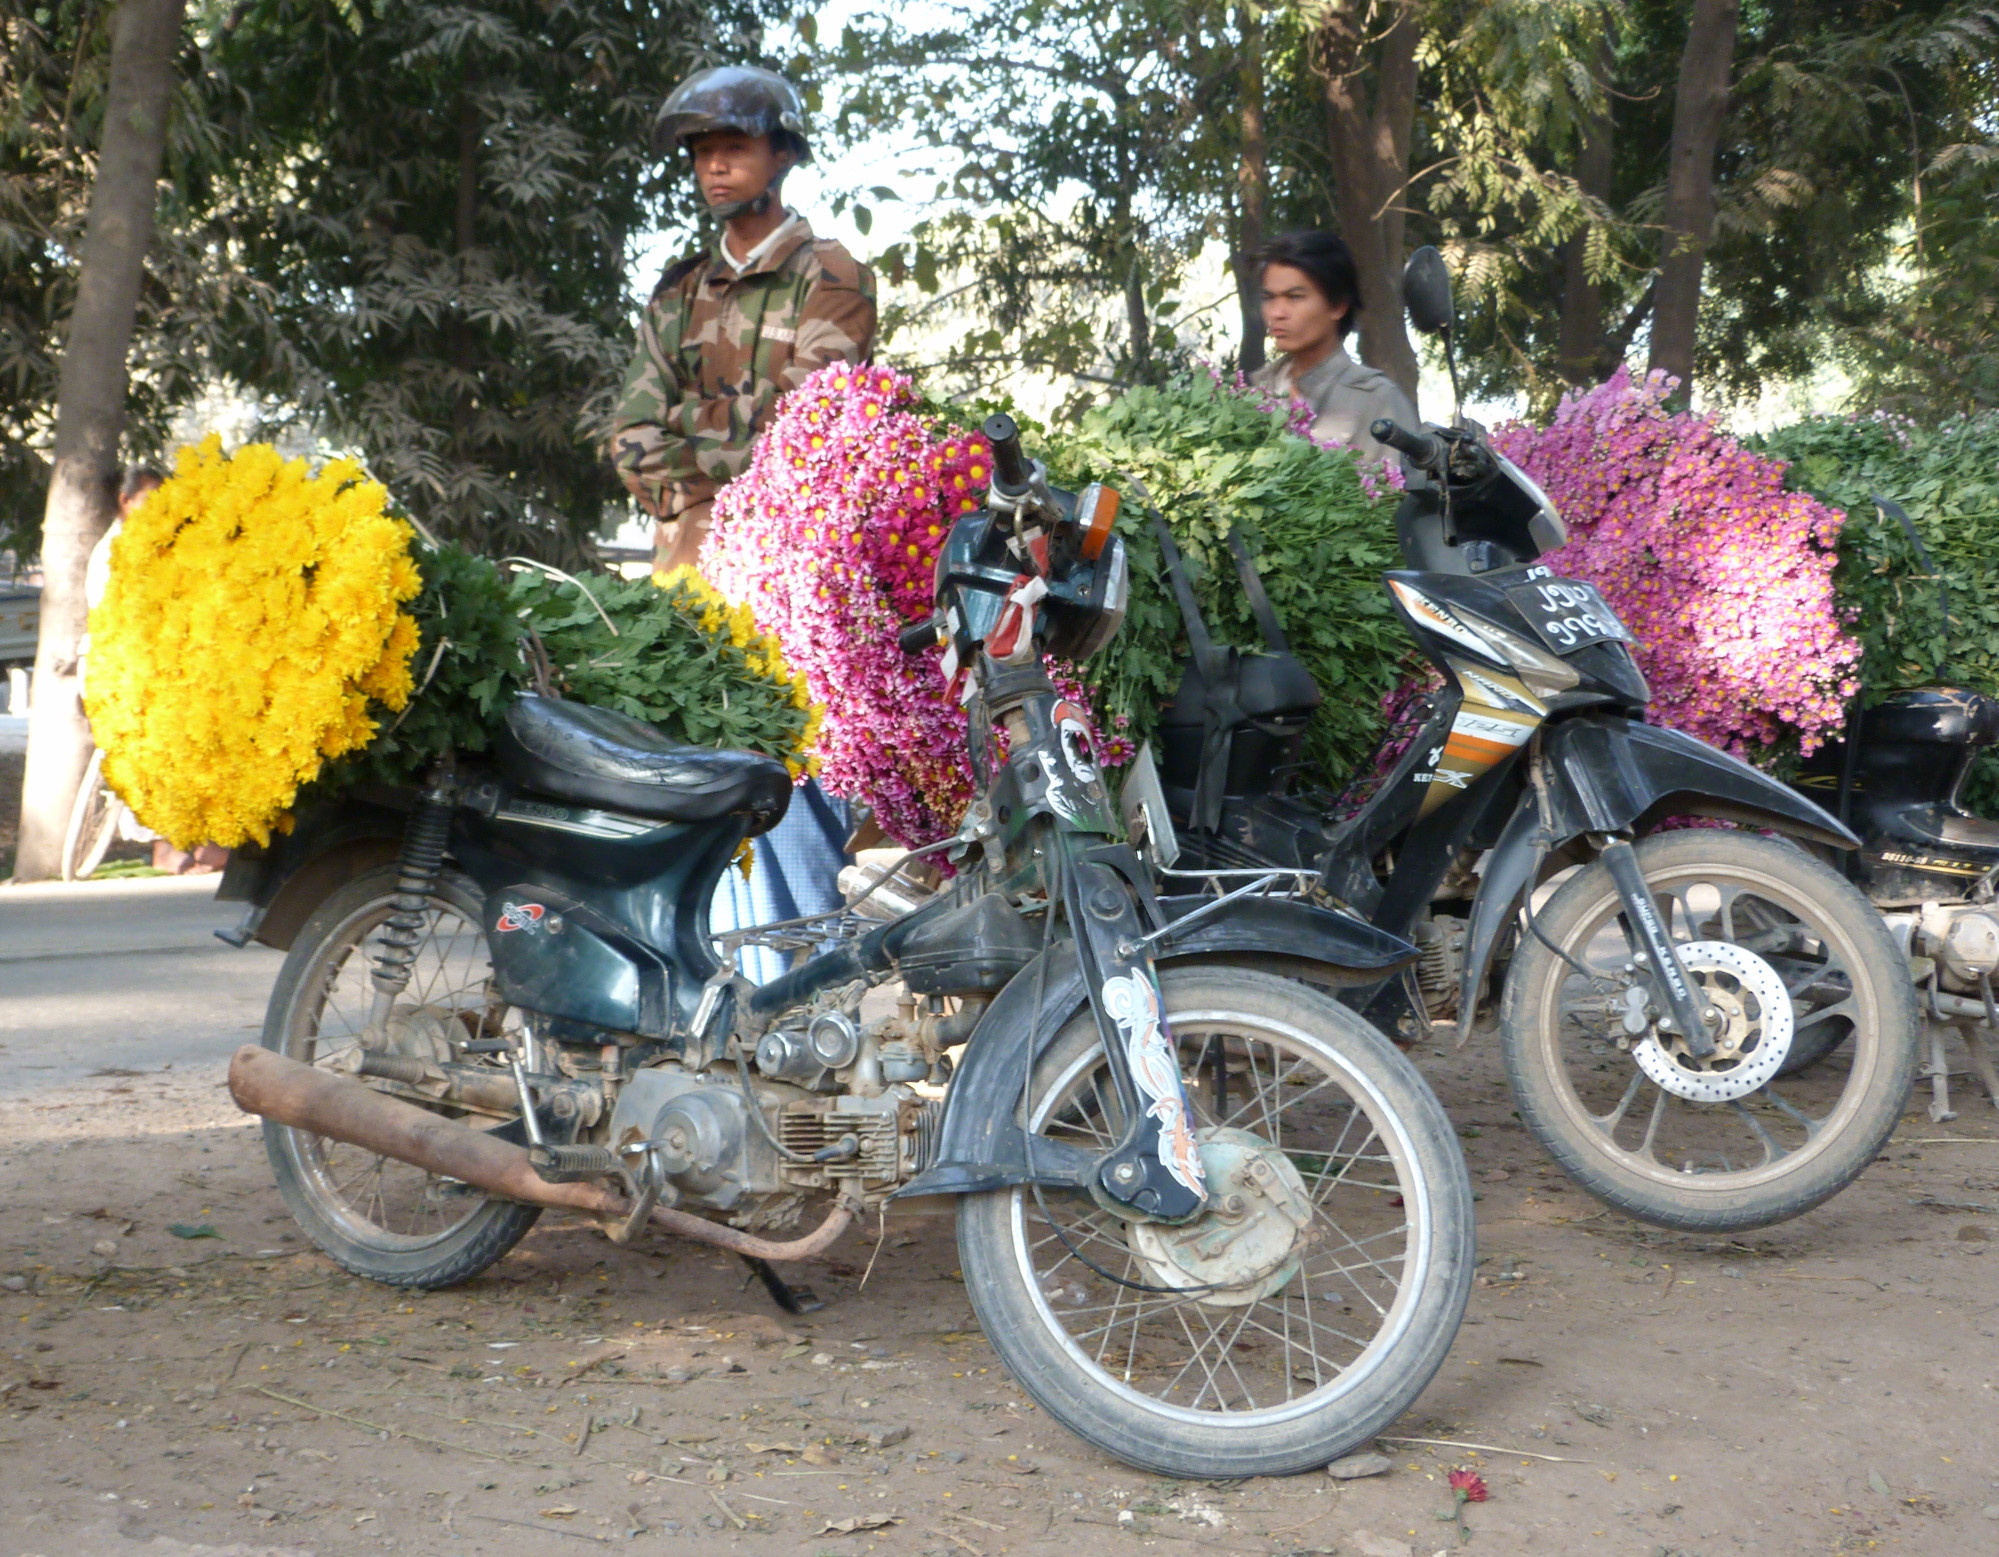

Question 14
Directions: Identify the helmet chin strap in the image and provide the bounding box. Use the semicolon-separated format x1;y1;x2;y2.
707;185;778;223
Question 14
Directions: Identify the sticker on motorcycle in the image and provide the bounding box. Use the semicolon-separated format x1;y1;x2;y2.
1418;663;1545;816
1052;699;1099;785
494;902;546;933
1100;972;1205;1195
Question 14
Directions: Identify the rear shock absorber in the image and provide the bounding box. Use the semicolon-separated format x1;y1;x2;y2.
368;763;457;1027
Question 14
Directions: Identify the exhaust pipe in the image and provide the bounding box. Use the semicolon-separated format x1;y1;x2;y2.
228;1046;856;1263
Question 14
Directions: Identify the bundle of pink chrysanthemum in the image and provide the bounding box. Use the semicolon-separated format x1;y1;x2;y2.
703;364;992;844
1494;366;1860;757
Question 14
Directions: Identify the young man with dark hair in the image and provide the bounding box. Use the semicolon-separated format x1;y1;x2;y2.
1249;230;1417;466
608;66;877;576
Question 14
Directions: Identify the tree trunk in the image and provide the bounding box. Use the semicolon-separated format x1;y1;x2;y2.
1233;2;1269;374
1318;1;1420;401
1125;253;1152;382
1370;6;1418;290
13;0;185;883
1647;0;1739;401
1556;43;1615;388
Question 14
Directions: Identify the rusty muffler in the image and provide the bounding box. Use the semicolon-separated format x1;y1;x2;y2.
228;1045;856;1263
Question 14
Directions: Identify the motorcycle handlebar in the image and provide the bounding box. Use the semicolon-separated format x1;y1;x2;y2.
983;412;1031;492
898;618;940;656
1371;417;1446;471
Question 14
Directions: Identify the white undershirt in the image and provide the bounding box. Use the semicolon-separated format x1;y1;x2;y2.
720;209;802;276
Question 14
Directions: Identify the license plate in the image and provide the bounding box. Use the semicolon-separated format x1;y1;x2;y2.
1504;577;1629;653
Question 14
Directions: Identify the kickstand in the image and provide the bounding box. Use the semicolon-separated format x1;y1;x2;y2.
740;1255;824;1315
1923;1023;1958;1123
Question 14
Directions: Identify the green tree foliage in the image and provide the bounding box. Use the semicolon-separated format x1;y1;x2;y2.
0;0;229;560
199;0;778;563
1448;1;1999;415
812;2;1617;412
4;0;786;566
819;0;1241;410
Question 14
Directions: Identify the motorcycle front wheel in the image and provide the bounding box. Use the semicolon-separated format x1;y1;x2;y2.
1501;829;1917;1231
955;967;1474;1478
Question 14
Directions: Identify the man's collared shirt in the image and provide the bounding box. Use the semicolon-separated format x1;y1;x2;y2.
1251;345;1418;466
607;214;876;518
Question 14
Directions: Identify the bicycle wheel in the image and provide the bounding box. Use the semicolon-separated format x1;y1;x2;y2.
62;748;122;881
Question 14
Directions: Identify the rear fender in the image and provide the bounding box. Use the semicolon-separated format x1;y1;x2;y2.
214;791;416;950
897;896;1418;1197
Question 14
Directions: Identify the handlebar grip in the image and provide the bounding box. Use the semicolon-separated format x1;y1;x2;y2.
1371;417;1446;470
898;618;940;656
983;412;1030;491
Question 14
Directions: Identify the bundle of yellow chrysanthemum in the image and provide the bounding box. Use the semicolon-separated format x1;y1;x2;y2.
655;566;822;778
85;438;420;849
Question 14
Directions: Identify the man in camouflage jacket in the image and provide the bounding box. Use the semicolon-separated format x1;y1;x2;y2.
608;67;876;574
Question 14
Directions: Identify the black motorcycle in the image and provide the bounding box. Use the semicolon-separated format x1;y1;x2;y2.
218;418;1474;1478
1791;499;1999;1120
1134;247;1918;1234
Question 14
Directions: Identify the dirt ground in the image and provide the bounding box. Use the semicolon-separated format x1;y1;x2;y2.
4;1024;1999;1557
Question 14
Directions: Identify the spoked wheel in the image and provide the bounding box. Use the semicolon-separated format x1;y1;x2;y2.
956;968;1474;1478
61;747;123;881
1501;830;1917;1231
262;863;540;1287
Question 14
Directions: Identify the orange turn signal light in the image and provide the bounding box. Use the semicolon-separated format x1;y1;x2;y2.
1077;483;1120;560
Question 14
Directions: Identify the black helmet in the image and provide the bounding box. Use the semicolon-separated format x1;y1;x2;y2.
652;65;813;163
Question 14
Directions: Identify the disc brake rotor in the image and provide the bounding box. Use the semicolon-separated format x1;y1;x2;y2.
1125;1127;1313;1307
1630;940;1793;1102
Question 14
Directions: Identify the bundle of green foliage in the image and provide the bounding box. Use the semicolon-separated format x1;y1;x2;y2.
322;547;816;794
1041;374;1408;787
1756;410;1999;811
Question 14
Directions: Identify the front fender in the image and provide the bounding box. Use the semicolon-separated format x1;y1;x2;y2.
1542;717;1859;850
1452;717;1865;1044
896;897;1418;1198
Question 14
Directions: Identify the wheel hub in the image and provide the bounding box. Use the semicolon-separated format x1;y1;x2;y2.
1126;1127;1313;1307
1631;940;1793;1102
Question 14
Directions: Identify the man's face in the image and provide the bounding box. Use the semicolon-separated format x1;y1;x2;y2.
1260;262;1349;358
690;131;789;210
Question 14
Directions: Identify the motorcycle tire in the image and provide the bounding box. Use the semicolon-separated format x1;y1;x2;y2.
262;863;541;1288
955;967;1474;1478
1501;829;1917;1232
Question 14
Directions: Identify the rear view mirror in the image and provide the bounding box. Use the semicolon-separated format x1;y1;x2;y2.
1403;246;1454;337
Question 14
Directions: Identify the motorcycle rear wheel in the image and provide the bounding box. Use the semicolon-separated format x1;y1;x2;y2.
955;967;1473;1478
1501;830;1917;1231
262;864;541;1288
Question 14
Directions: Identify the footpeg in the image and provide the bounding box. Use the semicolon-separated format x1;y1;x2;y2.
528;1142;622;1182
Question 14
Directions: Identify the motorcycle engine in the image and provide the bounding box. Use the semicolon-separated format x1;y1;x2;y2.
1912;903;1999;992
604;1050;943;1214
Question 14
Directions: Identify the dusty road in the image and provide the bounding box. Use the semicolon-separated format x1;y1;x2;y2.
3;879;1999;1556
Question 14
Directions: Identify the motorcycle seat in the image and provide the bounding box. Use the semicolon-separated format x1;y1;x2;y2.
497;695;793;831
1866;686;1999;747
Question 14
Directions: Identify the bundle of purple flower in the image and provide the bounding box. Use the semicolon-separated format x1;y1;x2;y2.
703;363;989;845
1495;367;1859;757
